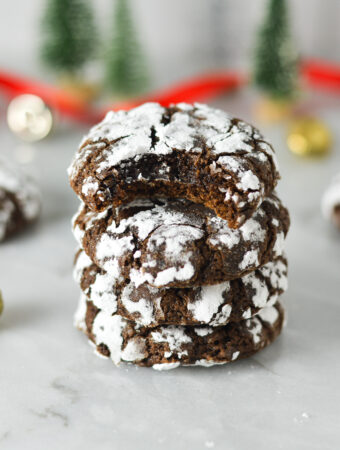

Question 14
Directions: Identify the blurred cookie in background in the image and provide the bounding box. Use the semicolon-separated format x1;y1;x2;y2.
0;156;41;242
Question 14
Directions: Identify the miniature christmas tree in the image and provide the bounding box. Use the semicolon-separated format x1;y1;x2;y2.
40;0;97;75
106;0;149;96
254;0;297;100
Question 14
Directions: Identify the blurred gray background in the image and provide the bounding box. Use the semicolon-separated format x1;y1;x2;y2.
1;0;339;88
1;2;340;450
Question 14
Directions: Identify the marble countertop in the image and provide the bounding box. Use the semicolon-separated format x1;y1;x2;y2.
1;94;340;450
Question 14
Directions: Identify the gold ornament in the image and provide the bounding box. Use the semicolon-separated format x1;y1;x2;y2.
59;75;99;103
0;290;3;317
7;94;53;142
287;117;332;157
254;97;293;123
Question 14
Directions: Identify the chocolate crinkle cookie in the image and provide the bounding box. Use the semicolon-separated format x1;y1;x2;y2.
72;195;289;288
322;173;340;230
75;295;284;369
0;157;41;241
68;102;280;228
74;249;288;328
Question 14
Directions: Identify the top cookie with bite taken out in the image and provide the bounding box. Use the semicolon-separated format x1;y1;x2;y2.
68;102;280;228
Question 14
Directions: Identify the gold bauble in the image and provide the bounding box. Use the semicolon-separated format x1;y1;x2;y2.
7;94;53;142
287;117;332;157
59;75;99;103
254;97;293;123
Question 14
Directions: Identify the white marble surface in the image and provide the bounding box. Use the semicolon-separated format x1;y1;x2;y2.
1;95;340;450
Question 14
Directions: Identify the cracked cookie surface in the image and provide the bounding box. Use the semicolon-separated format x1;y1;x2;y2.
74;249;288;327
75;295;284;369
68;102;280;228
72;195;290;289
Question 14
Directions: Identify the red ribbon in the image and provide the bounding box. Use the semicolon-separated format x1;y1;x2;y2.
0;59;339;124
0;70;245;124
105;72;245;113
0;70;98;123
300;59;340;92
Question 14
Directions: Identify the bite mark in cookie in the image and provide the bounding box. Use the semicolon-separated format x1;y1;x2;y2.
68;102;280;228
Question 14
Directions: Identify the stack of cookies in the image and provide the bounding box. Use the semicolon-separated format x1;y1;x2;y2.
68;102;290;370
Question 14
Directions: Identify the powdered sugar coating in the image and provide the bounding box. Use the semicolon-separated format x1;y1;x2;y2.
153;362;181;371
256;305;280;325
0;157;41;241
75;295;284;369
74;249;288;327
187;284;232;325
68;102;279;227
73;195;289;288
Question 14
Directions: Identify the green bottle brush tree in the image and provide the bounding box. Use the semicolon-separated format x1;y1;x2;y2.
106;0;149;97
253;0;297;100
